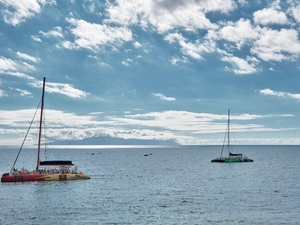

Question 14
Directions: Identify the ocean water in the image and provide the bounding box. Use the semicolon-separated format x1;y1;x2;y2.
0;145;299;225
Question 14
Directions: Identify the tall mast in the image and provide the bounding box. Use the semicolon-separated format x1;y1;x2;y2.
36;77;46;171
228;109;230;157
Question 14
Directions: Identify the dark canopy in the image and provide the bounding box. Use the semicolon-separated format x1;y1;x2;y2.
40;160;74;166
229;152;242;157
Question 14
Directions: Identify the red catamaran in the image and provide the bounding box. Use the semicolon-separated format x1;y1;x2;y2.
1;77;90;182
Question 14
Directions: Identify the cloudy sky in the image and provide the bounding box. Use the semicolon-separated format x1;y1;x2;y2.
0;0;300;145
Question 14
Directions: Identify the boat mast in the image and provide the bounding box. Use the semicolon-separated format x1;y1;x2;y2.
228;109;230;157
36;77;46;171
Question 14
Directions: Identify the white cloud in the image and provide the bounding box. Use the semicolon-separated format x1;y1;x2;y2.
65;18;133;51
98;61;111;67
39;26;64;38
152;0;236;14
0;108;101;144
133;41;142;48
252;28;300;61
122;59;133;67
170;56;189;65
152;93;176;101
29;80;88;99
122;61;130;67
290;5;300;22
237;0;248;6
0;109;295;145
104;0;235;33
104;110;294;144
259;88;285;96
165;32;216;59
259;88;300;100
0;57;20;71
218;19;258;49
47;82;88;99
0;89;7;97
0;56;36;79
17;52;40;63
31;35;42;42
60;41;76;49
104;0;149;27
222;55;260;74
0;0;55;26
102;0;300;71
15;88;32;96
253;8;290;25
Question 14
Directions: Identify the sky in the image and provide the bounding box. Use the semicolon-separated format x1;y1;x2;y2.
0;0;300;145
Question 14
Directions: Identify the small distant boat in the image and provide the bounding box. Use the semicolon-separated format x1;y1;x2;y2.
211;109;253;163
1;77;90;182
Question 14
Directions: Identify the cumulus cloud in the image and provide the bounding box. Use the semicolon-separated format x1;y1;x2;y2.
0;0;55;26
165;32;216;59
105;0;235;33
3;0;300;76
290;5;300;22
217;19;258;49
65;18;133;51
253;8;290;25
259;88;285;96
222;55;260;75
252;28;300;61
101;1;300;73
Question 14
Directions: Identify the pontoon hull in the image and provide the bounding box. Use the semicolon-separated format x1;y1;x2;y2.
1;173;90;182
211;158;253;163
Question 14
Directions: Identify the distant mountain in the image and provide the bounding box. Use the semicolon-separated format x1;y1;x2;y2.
52;136;179;146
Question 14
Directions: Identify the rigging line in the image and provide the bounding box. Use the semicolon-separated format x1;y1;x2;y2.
44;93;63;160
50;145;63;160
50;92;67;159
10;100;41;173
220;124;228;157
231;131;240;152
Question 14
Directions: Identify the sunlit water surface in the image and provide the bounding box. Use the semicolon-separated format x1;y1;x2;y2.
0;145;299;224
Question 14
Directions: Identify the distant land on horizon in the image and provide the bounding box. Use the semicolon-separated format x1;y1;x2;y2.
51;136;179;146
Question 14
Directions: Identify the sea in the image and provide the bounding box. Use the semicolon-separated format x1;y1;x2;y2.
0;145;299;225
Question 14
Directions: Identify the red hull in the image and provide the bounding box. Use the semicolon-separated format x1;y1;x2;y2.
1;173;47;182
1;172;90;182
